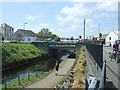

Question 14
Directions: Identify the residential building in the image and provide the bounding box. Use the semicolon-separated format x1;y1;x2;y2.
0;23;14;39
7;29;37;42
106;31;120;46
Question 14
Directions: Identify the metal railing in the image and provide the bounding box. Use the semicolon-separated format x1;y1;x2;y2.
86;61;106;89
1;65;49;89
99;60;106;89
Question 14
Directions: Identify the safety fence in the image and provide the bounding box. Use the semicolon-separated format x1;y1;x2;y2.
85;44;103;69
85;44;106;89
1;65;50;89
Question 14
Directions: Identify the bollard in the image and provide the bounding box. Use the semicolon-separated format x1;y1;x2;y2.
96;64;99;71
45;65;47;72
18;72;21;85
4;76;7;90
28;72;30;80
36;69;38;77
94;61;96;66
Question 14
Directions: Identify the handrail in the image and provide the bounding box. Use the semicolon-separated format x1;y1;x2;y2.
99;60;106;89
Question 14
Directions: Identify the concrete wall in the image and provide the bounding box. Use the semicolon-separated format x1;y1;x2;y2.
75;43;82;58
32;42;49;52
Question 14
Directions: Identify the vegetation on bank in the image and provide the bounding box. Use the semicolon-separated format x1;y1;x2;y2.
2;43;48;65
72;46;87;88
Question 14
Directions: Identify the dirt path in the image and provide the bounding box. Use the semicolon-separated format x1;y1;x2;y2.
25;59;75;88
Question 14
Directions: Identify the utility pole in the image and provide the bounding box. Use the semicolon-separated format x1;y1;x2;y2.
84;19;86;43
99;23;100;38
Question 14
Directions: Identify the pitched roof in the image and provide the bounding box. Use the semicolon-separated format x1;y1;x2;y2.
113;31;120;36
7;29;37;41
102;34;108;39
15;29;37;37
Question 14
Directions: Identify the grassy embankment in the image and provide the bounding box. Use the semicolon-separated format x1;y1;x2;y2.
2;43;48;65
72;46;88;88
1;43;50;89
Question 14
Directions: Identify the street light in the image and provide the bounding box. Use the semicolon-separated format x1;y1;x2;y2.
99;23;101;39
24;23;27;30
84;19;86;43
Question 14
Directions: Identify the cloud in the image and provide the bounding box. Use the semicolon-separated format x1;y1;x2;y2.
29;23;53;33
56;3;95;26
26;13;43;20
72;0;115;2
89;23;98;28
60;3;91;16
56;15;83;24
68;24;79;31
96;1;118;12
99;13;113;17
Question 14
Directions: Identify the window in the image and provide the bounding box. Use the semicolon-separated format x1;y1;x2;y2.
28;38;30;41
5;28;6;32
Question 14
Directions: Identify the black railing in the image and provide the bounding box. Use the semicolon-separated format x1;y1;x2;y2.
1;65;49;89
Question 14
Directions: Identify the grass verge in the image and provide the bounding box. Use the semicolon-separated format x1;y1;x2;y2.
1;72;50;89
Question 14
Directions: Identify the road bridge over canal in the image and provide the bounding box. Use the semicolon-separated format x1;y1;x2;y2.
48;43;81;58
31;42;81;57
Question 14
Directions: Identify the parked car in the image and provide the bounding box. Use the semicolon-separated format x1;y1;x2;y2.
48;40;58;45
57;41;65;45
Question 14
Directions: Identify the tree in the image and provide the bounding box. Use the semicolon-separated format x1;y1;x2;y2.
79;35;82;39
70;37;74;40
51;34;57;40
38;28;52;35
38;28;60;41
54;36;61;41
66;38;69;40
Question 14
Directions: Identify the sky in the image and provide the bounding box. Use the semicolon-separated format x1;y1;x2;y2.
1;0;119;38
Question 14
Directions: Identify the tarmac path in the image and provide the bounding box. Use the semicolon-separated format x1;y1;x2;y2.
25;58;75;88
103;46;120;89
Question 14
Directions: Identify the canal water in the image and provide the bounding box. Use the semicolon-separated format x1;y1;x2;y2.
1;50;71;85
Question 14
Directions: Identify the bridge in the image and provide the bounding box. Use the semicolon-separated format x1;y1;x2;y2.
49;44;76;49
48;43;81;58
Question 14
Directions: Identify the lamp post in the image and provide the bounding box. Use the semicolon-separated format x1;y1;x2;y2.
99;23;101;39
24;23;27;30
84;19;86;43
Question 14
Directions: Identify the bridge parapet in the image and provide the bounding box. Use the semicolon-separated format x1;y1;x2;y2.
32;42;49;52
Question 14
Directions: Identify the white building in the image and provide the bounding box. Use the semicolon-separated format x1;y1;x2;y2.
23;37;37;42
0;23;14;39
106;31;120;46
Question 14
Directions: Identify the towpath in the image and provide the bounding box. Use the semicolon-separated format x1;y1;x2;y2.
25;58;75;88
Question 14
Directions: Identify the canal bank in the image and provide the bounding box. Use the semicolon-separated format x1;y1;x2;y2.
1;50;72;88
